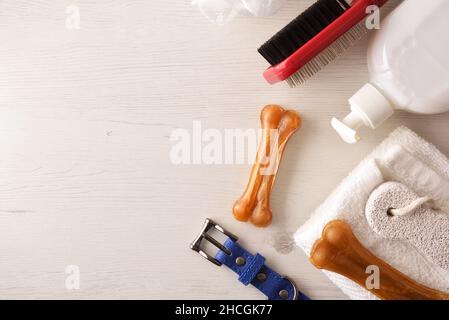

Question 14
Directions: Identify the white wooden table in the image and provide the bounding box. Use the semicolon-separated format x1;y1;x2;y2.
1;0;448;300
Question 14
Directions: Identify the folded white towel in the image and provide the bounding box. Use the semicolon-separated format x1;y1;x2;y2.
294;126;449;300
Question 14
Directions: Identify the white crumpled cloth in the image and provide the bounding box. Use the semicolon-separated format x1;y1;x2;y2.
192;0;285;25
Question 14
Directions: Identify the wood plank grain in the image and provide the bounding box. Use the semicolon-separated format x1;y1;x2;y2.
0;0;445;300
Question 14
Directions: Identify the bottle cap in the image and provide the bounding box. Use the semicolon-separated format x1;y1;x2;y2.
331;83;394;144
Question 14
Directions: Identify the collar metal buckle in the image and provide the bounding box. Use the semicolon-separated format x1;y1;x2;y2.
190;218;238;266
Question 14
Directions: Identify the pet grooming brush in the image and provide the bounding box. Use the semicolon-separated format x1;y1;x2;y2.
258;0;388;87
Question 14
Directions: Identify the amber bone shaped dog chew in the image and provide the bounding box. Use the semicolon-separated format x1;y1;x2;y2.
233;105;301;227
310;220;449;300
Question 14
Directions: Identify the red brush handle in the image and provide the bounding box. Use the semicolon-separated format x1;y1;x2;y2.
263;0;389;84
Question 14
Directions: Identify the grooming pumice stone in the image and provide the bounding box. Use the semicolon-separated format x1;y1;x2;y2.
233;105;301;227
366;181;449;271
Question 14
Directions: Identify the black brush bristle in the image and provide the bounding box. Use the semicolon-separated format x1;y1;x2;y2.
258;0;352;66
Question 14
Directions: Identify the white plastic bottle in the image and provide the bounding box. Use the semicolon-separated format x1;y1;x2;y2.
332;0;449;144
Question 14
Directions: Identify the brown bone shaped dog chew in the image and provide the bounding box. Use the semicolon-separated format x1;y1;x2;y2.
310;220;449;300
233;105;301;227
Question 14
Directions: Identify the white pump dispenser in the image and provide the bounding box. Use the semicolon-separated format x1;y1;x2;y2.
332;0;449;143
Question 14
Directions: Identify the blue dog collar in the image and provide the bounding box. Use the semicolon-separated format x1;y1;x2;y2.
190;219;309;301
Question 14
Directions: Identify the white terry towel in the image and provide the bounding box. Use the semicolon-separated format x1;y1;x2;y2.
295;126;449;300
